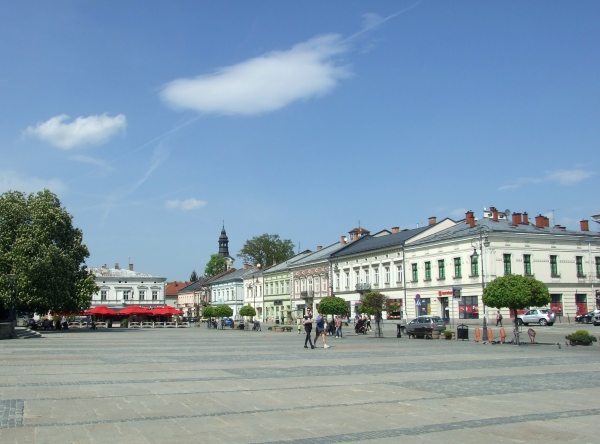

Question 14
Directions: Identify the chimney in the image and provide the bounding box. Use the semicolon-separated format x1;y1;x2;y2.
273;259;277;266
102;264;107;269
428;216;437;225
115;263;120;269
243;263;251;270
490;206;499;222
341;235;346;245
580;220;589;231
129;263;134;271
535;215;545;228
522;212;529;225
317;246;322;251
465;211;475;228
544;216;550;227
511;213;522;226
391;227;399;234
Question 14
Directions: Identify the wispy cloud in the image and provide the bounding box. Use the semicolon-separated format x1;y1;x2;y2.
70;155;114;171
25;113;127;149
160;34;351;116
0;170;65;194
165;198;207;211
500;169;595;190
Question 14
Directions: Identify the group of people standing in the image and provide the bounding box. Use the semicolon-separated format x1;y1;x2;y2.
300;309;345;349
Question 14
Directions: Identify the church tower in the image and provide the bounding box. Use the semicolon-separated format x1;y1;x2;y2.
218;225;234;269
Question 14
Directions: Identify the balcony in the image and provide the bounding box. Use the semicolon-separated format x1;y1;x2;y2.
300;291;314;301
355;283;371;292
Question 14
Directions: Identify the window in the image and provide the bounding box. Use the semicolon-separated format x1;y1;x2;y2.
575;293;587;314
415;297;431;316
123;290;130;300
345;272;350;288
454;258;462;278
503;254;511;275
336;274;340;290
576;256;584;277
355;270;360;284
364;270;369;284
459;296;479;319
385;267;390;284
550;294;563;315
301;279;306;291
424;262;431;280
139;290;145;300
397;265;403;282
550;255;559;276
523;254;532;275
295;280;299;294
315;277;320;293
101;290;107;301
438;260;445;279
308;278;313;292
471;254;479;276
596;257;600;278
152;290;158;300
374;268;379;284
411;264;418;282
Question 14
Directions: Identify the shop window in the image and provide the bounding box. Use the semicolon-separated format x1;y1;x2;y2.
416;297;430;316
459;296;479;319
575;294;587;315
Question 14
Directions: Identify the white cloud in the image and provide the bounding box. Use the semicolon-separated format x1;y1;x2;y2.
70;155;114;171
160;34;351;116
25;113;127;149
500;169;595;190
0;170;66;194
165;198;207;211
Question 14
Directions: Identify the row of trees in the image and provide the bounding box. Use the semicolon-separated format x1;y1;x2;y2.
0;190;97;317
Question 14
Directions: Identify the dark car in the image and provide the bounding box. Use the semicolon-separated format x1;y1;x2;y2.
223;318;234;326
575;312;594;324
406;316;446;337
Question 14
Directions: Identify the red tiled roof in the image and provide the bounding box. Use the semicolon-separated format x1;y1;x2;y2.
166;281;193;296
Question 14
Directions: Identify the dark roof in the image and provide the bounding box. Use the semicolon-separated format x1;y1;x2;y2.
409;217;598;246
210;268;254;284
329;225;432;258
177;279;207;294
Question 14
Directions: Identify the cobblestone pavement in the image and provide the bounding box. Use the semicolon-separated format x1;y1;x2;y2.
1;323;599;443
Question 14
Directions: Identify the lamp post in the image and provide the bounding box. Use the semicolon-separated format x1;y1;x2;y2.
471;226;490;341
6;274;16;323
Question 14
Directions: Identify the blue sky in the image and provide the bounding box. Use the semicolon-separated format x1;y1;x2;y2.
1;1;598;281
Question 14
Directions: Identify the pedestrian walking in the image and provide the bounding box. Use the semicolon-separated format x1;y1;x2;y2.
335;315;342;338
303;308;315;349
313;311;329;348
496;310;503;327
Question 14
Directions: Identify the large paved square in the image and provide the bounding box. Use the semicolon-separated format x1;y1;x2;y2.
1;323;599;443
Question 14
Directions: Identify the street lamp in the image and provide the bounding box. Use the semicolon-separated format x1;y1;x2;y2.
471;226;490;340
6;274;16;323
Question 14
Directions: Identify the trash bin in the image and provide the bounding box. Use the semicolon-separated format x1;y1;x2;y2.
457;324;469;340
396;324;402;338
275;319;279;325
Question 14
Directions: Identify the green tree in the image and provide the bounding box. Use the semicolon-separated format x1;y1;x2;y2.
239;304;256;319
360;292;388;316
237;234;294;269
202;305;214;318
190;269;198;282
317;296;348;317
483;274;551;322
204;254;227;278
214;304;233;318
0;189;98;316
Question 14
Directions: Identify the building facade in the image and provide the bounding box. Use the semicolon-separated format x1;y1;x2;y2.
209;267;254;319
90;263;166;308
243;269;263;320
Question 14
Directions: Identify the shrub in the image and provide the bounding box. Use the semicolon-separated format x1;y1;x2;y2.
443;330;454;339
120;318;129;328
565;330;597;345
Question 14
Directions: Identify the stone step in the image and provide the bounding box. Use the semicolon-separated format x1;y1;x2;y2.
14;327;43;339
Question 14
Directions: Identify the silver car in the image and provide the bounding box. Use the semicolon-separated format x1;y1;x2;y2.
406;316;446;336
517;309;556;326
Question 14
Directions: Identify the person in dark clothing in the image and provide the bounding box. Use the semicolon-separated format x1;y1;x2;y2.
303;308;315;349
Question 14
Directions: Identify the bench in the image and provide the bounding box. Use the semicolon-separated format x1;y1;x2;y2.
176;322;189;328
408;327;433;339
129;322;141;328
165;322;176;328
141;322;154;328
68;322;82;329
95;322;107;329
154;322;165;328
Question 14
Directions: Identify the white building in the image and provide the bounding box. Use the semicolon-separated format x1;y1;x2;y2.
403;208;600;324
90;263;166;308
210;267;254;319
242;268;263;320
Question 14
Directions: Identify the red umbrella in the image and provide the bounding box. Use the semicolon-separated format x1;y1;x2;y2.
83;305;119;316
118;305;152;316
152;306;184;316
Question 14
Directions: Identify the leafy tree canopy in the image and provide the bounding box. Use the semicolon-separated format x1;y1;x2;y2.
190;269;198;282
483;275;550;312
214;304;233;318
204;254;227;278
317;296;348;316
239;304;256;317
202;305;214;318
0;189;98;315
237;234;294;269
360;292;388;316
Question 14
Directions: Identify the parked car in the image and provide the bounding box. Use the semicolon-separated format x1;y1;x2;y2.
517;309;556;326
575;312;595;324
594;313;600;326
222;318;234;326
406;316;446;335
